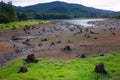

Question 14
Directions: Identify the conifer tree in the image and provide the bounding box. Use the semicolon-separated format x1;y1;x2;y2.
0;1;18;23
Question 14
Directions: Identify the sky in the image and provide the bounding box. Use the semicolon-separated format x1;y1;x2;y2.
1;0;120;11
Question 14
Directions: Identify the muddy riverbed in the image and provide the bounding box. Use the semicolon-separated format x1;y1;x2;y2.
0;19;120;67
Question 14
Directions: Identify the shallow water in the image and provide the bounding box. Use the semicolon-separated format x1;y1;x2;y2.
58;19;105;27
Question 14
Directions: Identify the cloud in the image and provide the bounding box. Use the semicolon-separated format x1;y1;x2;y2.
1;0;120;11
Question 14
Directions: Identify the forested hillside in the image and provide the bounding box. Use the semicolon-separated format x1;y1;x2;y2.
15;1;116;20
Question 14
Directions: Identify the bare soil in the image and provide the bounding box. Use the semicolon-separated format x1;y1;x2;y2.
0;20;120;62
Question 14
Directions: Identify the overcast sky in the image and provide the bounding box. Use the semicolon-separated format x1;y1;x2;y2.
1;0;120;11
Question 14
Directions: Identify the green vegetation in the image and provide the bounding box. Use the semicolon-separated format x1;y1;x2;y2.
0;1;18;23
33;13;72;19
17;12;28;20
0;51;120;80
0;21;49;30
110;12;120;19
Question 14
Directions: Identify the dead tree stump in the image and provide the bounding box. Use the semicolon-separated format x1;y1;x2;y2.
94;62;107;74
63;45;71;51
38;43;42;46
25;54;38;63
80;54;86;58
50;42;55;47
112;32;116;35
18;67;28;73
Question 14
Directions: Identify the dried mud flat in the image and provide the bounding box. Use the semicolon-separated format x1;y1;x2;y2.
0;19;120;66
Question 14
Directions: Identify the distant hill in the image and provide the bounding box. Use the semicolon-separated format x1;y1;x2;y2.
16;1;116;19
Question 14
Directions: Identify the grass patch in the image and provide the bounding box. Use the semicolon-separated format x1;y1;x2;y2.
0;51;120;80
0;21;49;30
75;35;86;40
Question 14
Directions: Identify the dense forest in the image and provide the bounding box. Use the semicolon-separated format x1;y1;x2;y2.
110;12;120;19
0;1;18;23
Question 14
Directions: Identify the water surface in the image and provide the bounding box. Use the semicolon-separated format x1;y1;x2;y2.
58;19;104;27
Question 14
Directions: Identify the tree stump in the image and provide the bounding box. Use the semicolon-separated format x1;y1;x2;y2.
80;54;86;58
87;35;90;38
56;40;61;44
18;67;28;73
41;38;47;41
94;62;107;74
25;54;38;63
112;32;116;35
50;42;55;47
63;45;71;51
94;37;98;40
26;39;29;42
100;54;104;56
38;43;42;46
68;40;71;43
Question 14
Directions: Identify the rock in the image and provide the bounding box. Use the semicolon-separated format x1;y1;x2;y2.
18;67;28;73
94;62;107;74
25;54;38;63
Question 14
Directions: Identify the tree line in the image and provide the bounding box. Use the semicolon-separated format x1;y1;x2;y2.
0;1;18;23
